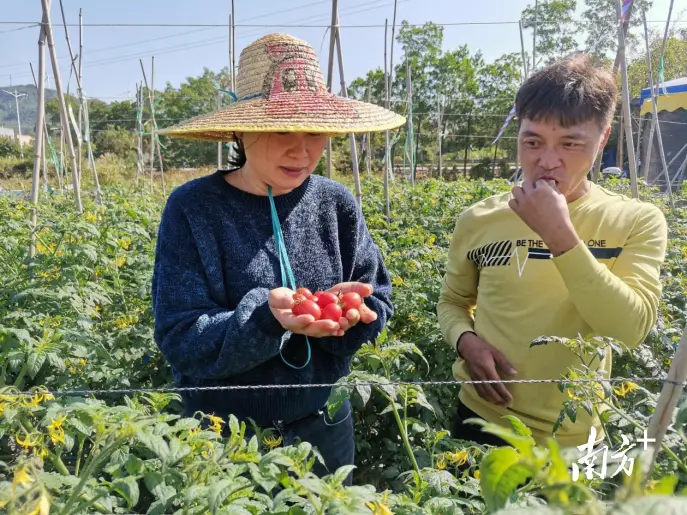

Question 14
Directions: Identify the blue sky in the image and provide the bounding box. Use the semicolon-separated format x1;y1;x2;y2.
0;0;682;102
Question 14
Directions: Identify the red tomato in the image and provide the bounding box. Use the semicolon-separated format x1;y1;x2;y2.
341;292;362;312
316;292;339;308
293;299;321;319
296;288;316;301
321;303;343;322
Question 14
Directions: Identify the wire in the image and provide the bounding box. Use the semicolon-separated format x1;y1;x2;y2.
0;19;682;27
2;375;678;397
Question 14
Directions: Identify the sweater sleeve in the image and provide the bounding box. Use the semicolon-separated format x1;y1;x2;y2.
152;192;290;380
551;202;668;349
437;209;479;350
314;200;394;357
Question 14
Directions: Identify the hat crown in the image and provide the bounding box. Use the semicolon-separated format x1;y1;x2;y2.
236;33;327;100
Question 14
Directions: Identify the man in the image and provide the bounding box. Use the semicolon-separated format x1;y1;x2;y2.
437;53;668;448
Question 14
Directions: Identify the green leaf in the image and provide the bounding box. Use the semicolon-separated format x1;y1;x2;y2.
138;432;170;461
565;403;577;423
479;447;533;511
27;352;46;379
208;479;234;514
112;476;140;509
126;454;144;475
464;417;535;456
355;383;371;406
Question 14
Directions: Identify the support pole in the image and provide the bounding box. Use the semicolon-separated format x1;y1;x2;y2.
519;20;528;79
30;8;49;260
136;82;143;187
437;93;443;178
1;89;27;158
41;0;82;213
641;8;674;205
615;0;639;199
334;27;362;206
77;7;83;183
383;18;390;222
325;0;338;179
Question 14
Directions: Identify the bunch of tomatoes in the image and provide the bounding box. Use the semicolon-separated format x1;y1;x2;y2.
291;288;363;322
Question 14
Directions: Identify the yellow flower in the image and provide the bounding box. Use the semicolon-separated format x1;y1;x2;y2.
118;238;132;250
435;458;446;470
366;491;392;515
446;449;469;466
188;427;200;437
207;415;224;434
13;466;34;486
614;381;639;397
49;426;66;446
16;433;40;451
115;256;126;268
85;213;98;223
27;492;50;515
263;434;283;449
391;276;404;286
474;469;481;480
48;415;66;431
566;389;583;401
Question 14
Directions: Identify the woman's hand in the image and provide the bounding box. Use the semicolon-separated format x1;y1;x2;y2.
326;282;378;332
268;288;342;337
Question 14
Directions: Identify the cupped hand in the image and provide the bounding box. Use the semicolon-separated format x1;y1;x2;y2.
268;287;341;337
326;282;378;332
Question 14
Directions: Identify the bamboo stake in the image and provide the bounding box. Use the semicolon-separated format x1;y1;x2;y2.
518;20;528;79
641;8;674;204
334;25;361;206
615;0;638;199
437;93;443;179
77;8;83;183
42;0;82;213
140;58;155;191
643;322;687;485
389;0;398;100
366;87;371;176
30;63;50;192
59;0;101;205
532;0;538;72
231;0;235;88
217;89;222;169
325;0;338;180
135;83;143;187
383;18;390;222
29;7;49;260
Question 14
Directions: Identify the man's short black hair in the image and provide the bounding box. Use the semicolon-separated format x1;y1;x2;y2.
515;52;618;130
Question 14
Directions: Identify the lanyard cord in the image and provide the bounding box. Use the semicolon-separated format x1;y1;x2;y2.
268;186;311;369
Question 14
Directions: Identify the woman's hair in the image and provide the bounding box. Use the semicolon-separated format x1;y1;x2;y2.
225;133;247;171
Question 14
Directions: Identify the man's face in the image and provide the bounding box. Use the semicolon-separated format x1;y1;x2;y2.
517;117;610;201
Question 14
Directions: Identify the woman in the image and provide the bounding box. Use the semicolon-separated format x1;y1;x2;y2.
151;33;405;483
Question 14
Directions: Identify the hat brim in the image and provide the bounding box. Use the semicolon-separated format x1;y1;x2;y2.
155;91;406;141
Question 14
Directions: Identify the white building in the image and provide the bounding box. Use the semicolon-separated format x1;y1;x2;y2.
0;127;15;139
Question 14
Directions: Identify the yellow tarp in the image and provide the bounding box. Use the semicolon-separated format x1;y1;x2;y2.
640;91;687;116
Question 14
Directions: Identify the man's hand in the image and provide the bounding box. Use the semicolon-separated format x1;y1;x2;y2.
326;282;378;333
458;332;517;407
509;179;580;256
269;288;341;337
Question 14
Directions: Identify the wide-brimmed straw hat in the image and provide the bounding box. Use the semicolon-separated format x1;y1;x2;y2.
156;33;406;141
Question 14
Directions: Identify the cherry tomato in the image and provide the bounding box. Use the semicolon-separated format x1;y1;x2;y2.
321;303;343;322
316;292;339;308
341;292;362;312
292;293;306;303
293;299;321;320
296;288;316;301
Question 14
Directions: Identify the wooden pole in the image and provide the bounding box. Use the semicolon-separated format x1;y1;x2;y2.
217;89;222;169
437;93;443;179
135;83;143;187
30;9;49;260
140;58;155;191
383;18;390;222
532;0;538;72
231;0;235;88
389;0;398;101
42;0;82;213
334;26;362;206
615;0;639;199
77;7;83;184
643;323;687;486
325;0;338;180
366;87;371;176
59;0;101;205
641;8;673;205
519;20;528;79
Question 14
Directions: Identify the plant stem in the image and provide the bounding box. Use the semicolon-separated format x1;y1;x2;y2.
49;451;71;476
386;388;421;498
13;363;28;388
75;434;85;476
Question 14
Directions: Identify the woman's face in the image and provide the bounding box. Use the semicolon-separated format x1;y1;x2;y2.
239;132;327;193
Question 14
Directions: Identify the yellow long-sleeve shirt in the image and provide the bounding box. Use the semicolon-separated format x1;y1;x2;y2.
437;182;668;447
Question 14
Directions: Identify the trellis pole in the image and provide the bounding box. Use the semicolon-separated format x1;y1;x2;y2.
58;0;102;205
41;0;82;213
615;0;639;199
383;18;390;222
30;4;49;260
334;15;362;206
325;0;338;179
641;8;673;207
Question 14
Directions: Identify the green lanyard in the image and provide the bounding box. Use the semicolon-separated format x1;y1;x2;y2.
268;185;311;369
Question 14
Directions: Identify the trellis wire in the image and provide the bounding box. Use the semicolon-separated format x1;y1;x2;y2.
2;376;681;397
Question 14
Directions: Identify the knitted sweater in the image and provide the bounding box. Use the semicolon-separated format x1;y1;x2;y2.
151;170;393;426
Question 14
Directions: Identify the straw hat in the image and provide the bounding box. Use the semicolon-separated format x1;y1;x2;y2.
156;33;406;141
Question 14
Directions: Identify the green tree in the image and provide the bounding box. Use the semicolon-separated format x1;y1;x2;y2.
521;0;578;69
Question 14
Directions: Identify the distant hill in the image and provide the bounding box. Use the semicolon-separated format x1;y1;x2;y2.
0;84;58;136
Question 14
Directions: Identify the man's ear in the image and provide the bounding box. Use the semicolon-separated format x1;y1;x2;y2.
599;126;611;150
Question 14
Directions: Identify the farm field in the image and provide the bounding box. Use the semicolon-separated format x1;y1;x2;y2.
1;171;686;514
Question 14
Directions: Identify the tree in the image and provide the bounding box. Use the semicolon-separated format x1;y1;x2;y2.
521;0;578;69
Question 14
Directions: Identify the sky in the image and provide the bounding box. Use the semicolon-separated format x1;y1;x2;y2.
0;0;683;103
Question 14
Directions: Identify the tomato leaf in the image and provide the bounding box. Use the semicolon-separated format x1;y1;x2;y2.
112;476;140;510
27;351;46;379
479;447;532;511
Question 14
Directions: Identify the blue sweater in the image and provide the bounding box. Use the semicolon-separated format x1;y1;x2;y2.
151;170;393;426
